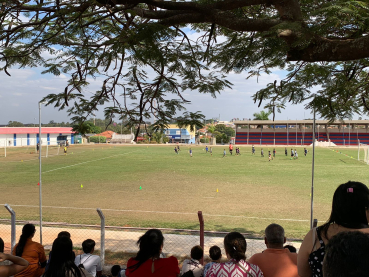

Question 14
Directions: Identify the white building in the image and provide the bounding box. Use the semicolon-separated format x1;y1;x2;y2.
0;127;75;147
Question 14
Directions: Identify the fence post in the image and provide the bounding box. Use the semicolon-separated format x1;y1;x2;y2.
313;219;318;229
96;208;105;266
197;211;204;265
4;204;16;253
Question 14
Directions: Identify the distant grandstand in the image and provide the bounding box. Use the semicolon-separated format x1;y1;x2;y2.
234;120;369;146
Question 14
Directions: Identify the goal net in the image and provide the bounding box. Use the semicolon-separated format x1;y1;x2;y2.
0;141;6;157
358;143;369;164
42;144;61;157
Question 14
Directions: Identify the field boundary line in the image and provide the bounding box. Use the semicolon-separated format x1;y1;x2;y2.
1;204;309;222
42;150;140;173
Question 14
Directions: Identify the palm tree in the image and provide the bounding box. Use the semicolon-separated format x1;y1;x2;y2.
253;111;272;129
176;112;205;143
253;111;271;120
207;125;216;144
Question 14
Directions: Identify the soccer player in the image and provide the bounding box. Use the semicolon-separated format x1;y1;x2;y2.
285;147;287;156
229;143;233;155
252;145;255;155
205;146;208;153
64;146;67;154
177;145;180;151
304;148;308;156
210;147;213;156
237;147;241;155
273;148;276;158
294;149;298;159
261;148;264;157
223;149;226;157
189;148;192;157
174;147;178;154
268;152;272;161
291;148;294;158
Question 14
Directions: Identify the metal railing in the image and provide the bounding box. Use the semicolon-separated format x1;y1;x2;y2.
0;204;304;265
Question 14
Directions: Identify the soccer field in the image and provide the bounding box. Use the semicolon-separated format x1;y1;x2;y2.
0;144;368;239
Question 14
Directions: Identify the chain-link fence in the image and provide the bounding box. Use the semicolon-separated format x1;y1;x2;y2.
0;204;303;267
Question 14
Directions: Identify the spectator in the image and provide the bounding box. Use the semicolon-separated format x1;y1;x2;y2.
111;265;126;277
74;239;102;277
298;181;369;277
249;224;298;277
323;231;369;277
13;224;47;277
283;245;296;253
46;231;75;271
203;246;222;277
181;245;204;277
126;229;180;277
0;237;29;277
205;232;263;277
45;237;93;277
111;265;121;277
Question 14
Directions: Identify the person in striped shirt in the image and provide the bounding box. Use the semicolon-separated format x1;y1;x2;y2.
205;232;264;277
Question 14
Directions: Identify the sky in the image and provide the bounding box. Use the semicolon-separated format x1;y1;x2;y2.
0;64;318;125
1;9;367;126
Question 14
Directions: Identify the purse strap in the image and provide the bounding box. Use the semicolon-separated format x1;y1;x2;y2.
233;261;251;277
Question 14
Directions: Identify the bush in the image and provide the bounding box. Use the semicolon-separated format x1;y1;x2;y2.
163;136;170;143
90;136;106;143
200;138;209;143
216;133;230;144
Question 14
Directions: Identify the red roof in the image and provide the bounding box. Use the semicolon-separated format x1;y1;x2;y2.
0;127;74;134
94;130;115;139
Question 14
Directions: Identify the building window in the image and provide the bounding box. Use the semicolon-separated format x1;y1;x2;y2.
176;131;180;135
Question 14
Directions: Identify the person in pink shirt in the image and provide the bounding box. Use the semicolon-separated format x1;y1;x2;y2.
205;232;264;277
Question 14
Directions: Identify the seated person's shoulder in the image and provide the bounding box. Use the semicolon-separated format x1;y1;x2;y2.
248;253;263;263
167;256;179;263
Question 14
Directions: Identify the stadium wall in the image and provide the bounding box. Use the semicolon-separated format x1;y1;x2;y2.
235;128;369;146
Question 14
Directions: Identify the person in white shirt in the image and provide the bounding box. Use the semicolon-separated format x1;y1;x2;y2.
181;245;204;277
74;239;102;277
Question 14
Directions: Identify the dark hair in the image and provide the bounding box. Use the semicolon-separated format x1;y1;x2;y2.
16;224;36;257
224;232;246;262
323;231;369;277
82;239;95;253
0;237;4;253
44;237;82;277
129;229;164;272
190;245;203;260
209;245;222;261
111;265;121;277
320;181;369;239
265;224;285;245
58;231;71;239
283;245;297;253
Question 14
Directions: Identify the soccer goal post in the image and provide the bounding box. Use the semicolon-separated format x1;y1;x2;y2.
358;143;369;164
0;140;6;157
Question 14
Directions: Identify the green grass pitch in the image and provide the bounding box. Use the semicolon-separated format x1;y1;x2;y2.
0;144;368;239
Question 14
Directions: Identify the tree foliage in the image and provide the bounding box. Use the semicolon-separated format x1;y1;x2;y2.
7;121;24;127
253;111;271;120
1;0;369;122
72;121;101;135
214;124;235;138
216;133;230;144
